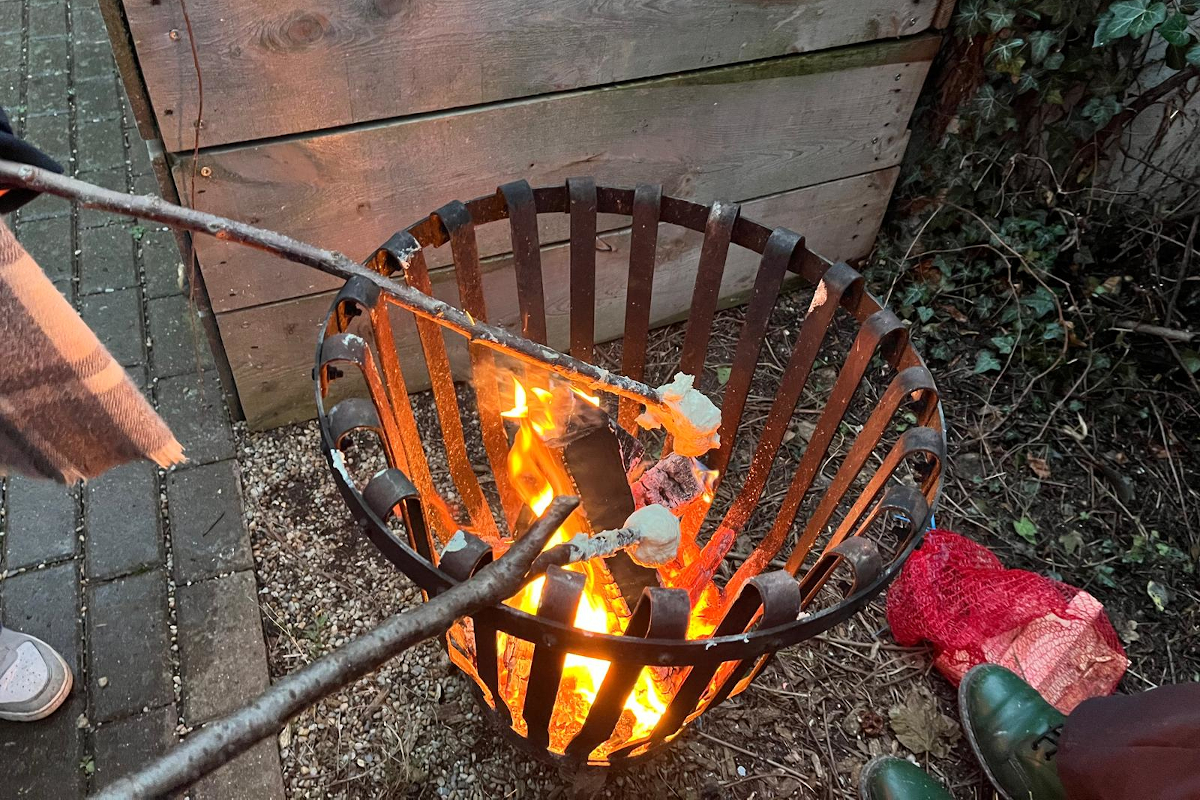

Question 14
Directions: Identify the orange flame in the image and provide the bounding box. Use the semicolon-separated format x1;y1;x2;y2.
494;377;674;756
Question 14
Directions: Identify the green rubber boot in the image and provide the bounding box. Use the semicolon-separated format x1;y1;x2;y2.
859;756;953;800
959;664;1068;800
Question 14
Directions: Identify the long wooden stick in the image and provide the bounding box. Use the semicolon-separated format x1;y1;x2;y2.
92;497;579;800
0;160;664;410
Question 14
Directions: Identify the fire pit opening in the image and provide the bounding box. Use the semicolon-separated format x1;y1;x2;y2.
314;178;944;774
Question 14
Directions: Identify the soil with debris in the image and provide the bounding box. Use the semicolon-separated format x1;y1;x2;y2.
239;287;1197;799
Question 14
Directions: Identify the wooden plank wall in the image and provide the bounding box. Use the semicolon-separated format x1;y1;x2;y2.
112;0;950;429
177;37;936;314
124;0;945;151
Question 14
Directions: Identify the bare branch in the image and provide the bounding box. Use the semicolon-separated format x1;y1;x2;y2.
91;496;579;800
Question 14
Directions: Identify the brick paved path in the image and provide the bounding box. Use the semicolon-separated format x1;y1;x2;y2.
0;1;284;796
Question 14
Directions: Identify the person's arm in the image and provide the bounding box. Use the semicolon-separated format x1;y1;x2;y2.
0;107;63;214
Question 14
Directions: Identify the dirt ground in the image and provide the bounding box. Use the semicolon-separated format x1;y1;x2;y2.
239;285;1198;799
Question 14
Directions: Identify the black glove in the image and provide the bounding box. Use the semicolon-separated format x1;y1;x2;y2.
0;107;64;214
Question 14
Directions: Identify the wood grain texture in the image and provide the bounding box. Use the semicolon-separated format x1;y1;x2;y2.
218;167;900;430
178;37;936;314
123;0;940;151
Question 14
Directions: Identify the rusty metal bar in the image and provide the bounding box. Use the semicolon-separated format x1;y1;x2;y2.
524;567;588;749
564;588;689;760
501;180;549;346
786;366;938;563
435;200;522;531
724;309;909;598
617;184;663;432
807;426;943;569
709;228;804;476
567;177;598;363
708;263;863;541
376;235;501;543
678;201;739;379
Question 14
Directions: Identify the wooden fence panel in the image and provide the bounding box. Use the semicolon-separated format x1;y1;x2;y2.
178;37;936;314
123;0;942;150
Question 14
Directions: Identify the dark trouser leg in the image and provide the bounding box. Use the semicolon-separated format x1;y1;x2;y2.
1058;682;1200;800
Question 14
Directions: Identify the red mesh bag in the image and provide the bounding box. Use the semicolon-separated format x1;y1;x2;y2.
886;529;1128;713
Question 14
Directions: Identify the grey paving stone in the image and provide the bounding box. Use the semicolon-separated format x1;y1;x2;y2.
176;571;269;725
0;561;82;673
27;36;68;76
131;169;158;198
79;287;143;366
15;215;73;281
155;371;234;465
3;476;77;570
77;115;126;172
87;569;173;723
139;227;183;299
92;704;178;791
25;66;70;117
0;67;20;111
0;694;86;798
23;111;70;165
28;1;66;39
128;135;153;176
85;460;163;581
167;460;251;583
148;294;214;378
76;74;124;122
190;738;286;800
71;37;115;81
79;223;137;293
70;0;107;41
0;2;21;36
76;165;125;192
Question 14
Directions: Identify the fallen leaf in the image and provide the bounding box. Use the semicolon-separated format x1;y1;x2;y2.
1013;516;1038;544
1117;618;1140;644
1027;456;1051;479
888;685;961;758
1147;581;1169;612
279;724;292;749
714;366;732;386
1059;531;1084;556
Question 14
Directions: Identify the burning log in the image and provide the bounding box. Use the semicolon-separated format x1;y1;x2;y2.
534;390;662;606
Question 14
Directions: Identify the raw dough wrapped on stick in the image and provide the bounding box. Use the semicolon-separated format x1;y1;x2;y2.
635;373;721;457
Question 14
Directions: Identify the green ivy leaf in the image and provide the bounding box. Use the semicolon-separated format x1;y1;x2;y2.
1021;286;1058;319
1096;0;1167;44
1187;43;1200;65
986;5;1017;31
957;0;989;33
990;334;1016;354
1128;1;1167;36
991;37;1026;64
1082;95;1122;126
974;349;1002;373
1159;12;1192;45
916;306;935;323
1013;516;1038;544
1044;51;1065;70
1029;31;1058;64
1167;42;1188;70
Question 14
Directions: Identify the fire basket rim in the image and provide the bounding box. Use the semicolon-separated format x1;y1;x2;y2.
311;178;945;668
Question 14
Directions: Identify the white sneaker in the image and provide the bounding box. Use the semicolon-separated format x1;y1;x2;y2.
0;626;73;722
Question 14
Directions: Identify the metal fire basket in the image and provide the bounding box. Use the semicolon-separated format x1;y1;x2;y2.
314;178;945;771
